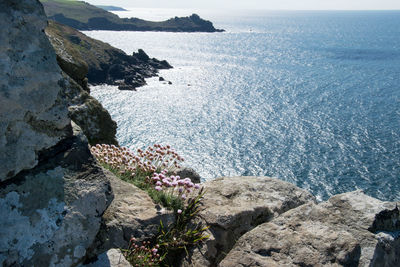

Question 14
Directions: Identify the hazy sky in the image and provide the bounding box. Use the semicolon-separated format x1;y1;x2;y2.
86;0;400;10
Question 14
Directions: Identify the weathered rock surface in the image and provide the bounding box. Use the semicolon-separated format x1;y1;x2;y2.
181;176;316;266
84;249;132;267
0;0;71;181
67;83;118;146
0;126;112;266
0;1;112;265
220;191;400;267
45;20;172;91
89;170;173;257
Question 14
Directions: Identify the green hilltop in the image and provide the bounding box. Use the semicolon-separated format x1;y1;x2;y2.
39;0;224;32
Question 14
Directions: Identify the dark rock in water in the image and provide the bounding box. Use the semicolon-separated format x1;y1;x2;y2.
168;81;173;85
45;20;172;91
118;84;138;91
135;48;150;61
159;76;165;81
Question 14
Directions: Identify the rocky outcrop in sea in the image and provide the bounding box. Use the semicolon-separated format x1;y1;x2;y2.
0;1;399;266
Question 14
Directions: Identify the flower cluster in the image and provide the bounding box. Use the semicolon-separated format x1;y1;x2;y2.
124;238;162;267
148;169;201;201
90;144;184;176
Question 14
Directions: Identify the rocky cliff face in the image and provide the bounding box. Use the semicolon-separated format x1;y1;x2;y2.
45;20;172;91
45;21;118;145
0;0;71;181
0;0;112;265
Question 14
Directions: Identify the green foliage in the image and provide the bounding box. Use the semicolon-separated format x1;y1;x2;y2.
123;239;163;267
157;188;209;257
91;144;209;266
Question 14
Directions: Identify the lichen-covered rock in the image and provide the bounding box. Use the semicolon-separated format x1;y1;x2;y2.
83;249;132;267
181;176;316;266
0;0;71;181
67;87;118;146
0;129;112;266
89;170;174;257
219;191;400;267
0;1;113;265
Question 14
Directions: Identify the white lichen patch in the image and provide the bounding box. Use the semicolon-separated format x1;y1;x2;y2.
0;190;65;265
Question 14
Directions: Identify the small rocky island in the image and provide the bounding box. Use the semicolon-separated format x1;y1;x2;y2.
1;0;399;266
40;0;224;32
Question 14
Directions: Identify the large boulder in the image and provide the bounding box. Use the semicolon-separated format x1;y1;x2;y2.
0;1;112;265
67;88;118;146
181;176;316;266
0;126;112;266
0;0;71;181
220;191;400;267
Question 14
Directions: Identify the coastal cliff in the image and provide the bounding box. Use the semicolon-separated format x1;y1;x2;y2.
45;20;172;91
0;1;399;266
40;0;224;32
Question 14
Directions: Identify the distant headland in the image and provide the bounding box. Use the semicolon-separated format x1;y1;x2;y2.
40;0;224;32
95;5;127;11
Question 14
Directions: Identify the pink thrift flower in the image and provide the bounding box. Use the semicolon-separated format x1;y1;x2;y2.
181;194;187;200
155;186;162;191
177;209;182;214
156;181;162;186
194;184;201;189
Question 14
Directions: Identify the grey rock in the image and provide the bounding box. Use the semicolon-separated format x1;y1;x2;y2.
219;191;400;267
67;82;118;146
0;132;112;266
90;170;174;256
181;176;316;266
84;249;132;267
174;167;202;183
0;0;71;181
0;1;112;265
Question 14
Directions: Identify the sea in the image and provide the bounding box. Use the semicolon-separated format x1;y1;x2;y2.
84;8;400;202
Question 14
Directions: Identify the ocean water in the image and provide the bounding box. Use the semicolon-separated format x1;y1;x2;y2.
85;10;400;201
